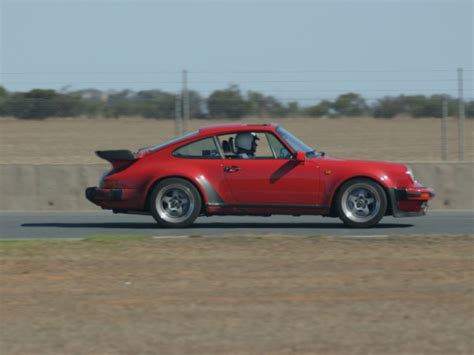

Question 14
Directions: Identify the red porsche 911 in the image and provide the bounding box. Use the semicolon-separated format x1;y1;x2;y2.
86;123;434;228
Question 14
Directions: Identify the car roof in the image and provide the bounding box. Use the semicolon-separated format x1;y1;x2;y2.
198;123;278;136
148;123;282;155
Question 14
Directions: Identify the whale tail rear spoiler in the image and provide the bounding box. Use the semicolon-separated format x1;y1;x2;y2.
96;150;138;172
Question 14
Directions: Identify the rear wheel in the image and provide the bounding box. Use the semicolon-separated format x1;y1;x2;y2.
336;178;387;228
150;178;201;228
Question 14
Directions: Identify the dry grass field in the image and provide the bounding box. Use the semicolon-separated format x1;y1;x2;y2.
0;116;473;164
1;235;473;355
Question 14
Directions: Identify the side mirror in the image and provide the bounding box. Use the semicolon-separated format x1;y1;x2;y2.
295;151;306;163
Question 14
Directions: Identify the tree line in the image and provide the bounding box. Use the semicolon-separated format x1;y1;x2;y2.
0;85;472;119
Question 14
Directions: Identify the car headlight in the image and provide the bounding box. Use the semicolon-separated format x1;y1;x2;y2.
405;165;416;183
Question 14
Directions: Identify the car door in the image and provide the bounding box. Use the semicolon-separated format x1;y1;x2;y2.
219;132;320;206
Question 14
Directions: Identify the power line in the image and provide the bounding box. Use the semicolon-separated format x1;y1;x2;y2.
2;69;473;75
6;96;471;103
2;79;469;85
201;88;471;93
2;88;467;93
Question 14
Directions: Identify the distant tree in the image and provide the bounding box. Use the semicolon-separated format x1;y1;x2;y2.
405;95;435;117
372;96;404;118
17;90;58;118
105;90;139;117
372;95;456;118
136;90;175;118
207;85;248;118
2;89;82;119
68;89;105;117
304;100;333;117
465;100;474;118
424;95;461;118
1;93;27;118
333;93;368;116
188;90;205;118
72;88;104;101
1;85;468;120
0;86;7;98
265;96;288;117
286;101;300;116
246;91;266;116
0;86;7;116
246;90;289;117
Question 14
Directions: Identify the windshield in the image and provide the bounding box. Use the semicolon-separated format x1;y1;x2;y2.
276;126;319;157
137;130;199;153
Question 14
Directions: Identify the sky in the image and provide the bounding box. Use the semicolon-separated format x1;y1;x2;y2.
1;0;473;103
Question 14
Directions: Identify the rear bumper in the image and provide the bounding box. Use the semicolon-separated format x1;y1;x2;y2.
85;186;141;209
388;187;435;218
85;187;123;206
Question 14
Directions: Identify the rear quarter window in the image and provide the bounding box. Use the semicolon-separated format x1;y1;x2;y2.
173;137;221;159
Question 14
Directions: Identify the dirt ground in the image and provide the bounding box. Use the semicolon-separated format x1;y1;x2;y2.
0;116;473;164
1;235;473;355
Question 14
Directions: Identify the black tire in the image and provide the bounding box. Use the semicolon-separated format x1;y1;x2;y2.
149;178;202;228
335;178;387;228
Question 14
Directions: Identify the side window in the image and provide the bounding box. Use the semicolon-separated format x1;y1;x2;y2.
217;132;289;159
267;133;291;159
254;133;275;158
173;137;221;159
217;134;236;158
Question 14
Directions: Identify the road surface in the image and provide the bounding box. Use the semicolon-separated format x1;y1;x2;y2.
0;210;472;240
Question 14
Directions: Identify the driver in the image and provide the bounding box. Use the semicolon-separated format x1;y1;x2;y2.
235;132;259;158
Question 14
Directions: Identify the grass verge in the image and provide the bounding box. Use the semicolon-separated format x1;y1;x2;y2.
1;234;473;354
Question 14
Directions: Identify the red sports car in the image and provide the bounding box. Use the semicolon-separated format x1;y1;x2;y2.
86;123;434;228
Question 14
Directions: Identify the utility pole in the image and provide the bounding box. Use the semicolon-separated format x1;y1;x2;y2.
182;69;190;133
441;97;448;161
457;68;465;161
175;93;182;136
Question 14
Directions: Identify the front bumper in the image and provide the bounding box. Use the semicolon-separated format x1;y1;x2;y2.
388;187;435;217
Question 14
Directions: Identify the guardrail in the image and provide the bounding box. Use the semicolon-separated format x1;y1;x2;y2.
0;163;472;211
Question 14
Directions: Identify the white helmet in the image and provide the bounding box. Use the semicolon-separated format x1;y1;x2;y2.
235;132;258;151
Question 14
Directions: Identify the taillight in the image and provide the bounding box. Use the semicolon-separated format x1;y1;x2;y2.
102;179;124;189
98;171;111;188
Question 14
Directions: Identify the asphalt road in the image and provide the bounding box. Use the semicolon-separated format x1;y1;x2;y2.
0;210;472;240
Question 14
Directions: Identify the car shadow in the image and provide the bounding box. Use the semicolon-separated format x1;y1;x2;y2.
21;222;413;229
192;222;413;229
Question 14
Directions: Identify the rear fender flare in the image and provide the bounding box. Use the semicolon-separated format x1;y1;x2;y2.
144;174;223;212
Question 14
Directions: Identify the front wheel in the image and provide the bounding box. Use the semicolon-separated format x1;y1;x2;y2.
336;178;387;228
149;178;202;228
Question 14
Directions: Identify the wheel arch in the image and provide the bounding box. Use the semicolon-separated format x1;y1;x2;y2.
144;175;207;213
329;175;392;217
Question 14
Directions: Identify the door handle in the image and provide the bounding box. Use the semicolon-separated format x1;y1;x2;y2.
224;165;240;173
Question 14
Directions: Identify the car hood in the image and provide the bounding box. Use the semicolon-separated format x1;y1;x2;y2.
316;155;408;173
